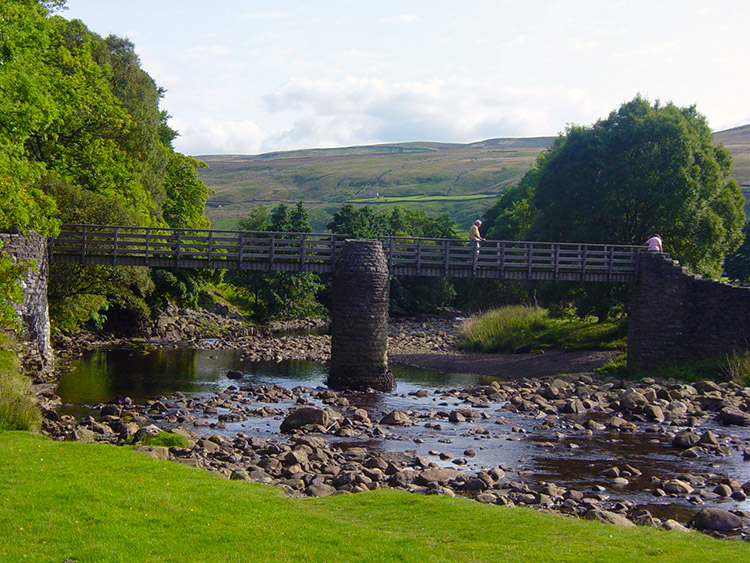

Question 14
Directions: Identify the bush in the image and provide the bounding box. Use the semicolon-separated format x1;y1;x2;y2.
724;349;750;386
459;305;626;353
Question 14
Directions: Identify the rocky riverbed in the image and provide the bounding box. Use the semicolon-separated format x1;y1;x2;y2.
37;315;750;540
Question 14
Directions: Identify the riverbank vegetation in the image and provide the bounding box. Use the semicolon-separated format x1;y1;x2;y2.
459;305;626;353
0;334;41;431
1;431;745;562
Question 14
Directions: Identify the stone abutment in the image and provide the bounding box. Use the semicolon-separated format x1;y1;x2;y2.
0;232;54;372
628;252;750;373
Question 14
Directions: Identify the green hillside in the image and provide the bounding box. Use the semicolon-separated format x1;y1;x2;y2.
199;125;749;231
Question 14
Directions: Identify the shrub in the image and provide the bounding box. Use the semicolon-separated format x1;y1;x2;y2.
724;349;750;386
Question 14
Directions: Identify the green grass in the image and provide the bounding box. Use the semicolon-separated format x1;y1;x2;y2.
0;334;41;432
459;306;626;353
0;431;744;562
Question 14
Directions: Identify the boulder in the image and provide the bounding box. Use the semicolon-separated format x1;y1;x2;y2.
584;509;635;527
671;432;700;449
305;484;338;497
717;406;750;426
379;410;412;426
689;507;743;532
415;467;465;486
280;407;332;433
661;479;693;495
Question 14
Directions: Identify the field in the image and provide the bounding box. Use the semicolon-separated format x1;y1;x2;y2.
198;125;750;232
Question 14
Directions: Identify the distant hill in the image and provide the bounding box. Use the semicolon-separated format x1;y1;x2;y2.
198;125;749;231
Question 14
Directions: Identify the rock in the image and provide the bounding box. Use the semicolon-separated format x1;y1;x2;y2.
661;479;693;495
379;411;412;426
671;431;700;449
306;483;338;497
689;507;743;532
280;407;332;432
662;519;691;532
134;445;170;460
643;404;665;422
226;370;243;379
584;509;635;527
415;467;465;486
69;427;97;443
230;469;251;481
717;406;750;426
631;509;658;527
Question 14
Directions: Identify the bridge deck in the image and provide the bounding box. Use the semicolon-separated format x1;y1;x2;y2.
50;224;641;282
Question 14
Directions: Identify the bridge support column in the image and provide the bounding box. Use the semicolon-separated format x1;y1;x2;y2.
328;239;394;391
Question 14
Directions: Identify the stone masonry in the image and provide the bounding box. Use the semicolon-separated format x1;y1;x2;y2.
328;239;395;391
628;252;750;373
0;232;54;371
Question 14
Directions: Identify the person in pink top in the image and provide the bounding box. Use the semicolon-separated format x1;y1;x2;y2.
645;234;663;252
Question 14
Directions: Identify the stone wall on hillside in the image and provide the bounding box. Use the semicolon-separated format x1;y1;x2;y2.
628;252;750;373
0;232;54;372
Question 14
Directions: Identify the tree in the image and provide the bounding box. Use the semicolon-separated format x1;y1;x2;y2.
0;1;215;330
528;96;744;277
477;96;745;319
225;203;324;322
724;222;750;283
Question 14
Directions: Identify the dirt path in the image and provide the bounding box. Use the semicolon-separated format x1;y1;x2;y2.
390;349;621;379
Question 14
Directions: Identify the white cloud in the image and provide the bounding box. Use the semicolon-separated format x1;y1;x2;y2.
380;14;419;25
171;117;265;155
261;77;583;150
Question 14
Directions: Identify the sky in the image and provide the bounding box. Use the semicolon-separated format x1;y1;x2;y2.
61;0;750;157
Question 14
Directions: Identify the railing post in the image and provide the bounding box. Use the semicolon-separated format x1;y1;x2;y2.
443;239;449;276
207;230;214;264
268;233;276;270
238;232;245;267
299;234;307;270
607;246;615;281
553;243;560;280
388;237;394;270
580;245;588;281
416;238;422;275
80;225;87;264
144;228;151;265
499;241;506;278
112;227;119;265
175;230;182;264
526;242;533;278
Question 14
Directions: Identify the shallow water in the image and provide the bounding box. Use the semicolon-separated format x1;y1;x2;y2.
58;346;750;520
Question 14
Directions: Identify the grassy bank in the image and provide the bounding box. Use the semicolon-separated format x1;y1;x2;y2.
459;306;626;354
0;333;41;431
0;431;744;562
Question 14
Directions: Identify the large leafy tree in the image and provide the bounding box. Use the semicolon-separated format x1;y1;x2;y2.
479;96;745;318
0;0;212;331
527;96;744;277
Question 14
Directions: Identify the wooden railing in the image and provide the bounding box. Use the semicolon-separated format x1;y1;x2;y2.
50;224;642;282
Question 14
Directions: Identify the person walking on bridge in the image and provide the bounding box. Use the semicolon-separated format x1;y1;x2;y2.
469;220;485;270
645;234;663;253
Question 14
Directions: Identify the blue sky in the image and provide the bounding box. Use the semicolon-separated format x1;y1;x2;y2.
61;0;749;156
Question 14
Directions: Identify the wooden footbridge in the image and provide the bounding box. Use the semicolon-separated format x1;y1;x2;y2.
50;224;642;282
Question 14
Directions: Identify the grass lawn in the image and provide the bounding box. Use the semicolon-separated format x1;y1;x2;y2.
1;432;745;562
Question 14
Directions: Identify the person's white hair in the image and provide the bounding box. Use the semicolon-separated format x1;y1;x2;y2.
474;220;482;225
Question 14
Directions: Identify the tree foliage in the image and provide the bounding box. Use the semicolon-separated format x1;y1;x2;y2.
480;96;745;318
0;1;213;330
225;203;325;322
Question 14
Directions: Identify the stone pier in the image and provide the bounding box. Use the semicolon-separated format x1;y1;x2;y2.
328;239;394;391
628;252;750;372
